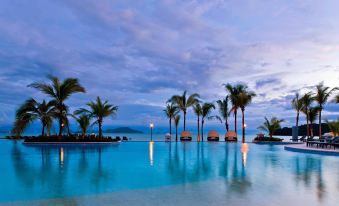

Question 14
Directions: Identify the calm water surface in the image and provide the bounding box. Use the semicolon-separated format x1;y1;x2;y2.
0;140;338;205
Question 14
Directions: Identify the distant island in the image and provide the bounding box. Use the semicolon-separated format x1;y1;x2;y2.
274;123;330;136
103;127;143;134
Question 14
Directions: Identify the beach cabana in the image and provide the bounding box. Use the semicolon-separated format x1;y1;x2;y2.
207;130;219;141
165;133;171;142
225;131;237;142
180;131;192;141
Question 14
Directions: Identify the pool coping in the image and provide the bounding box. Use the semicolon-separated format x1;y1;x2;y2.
285;143;339;156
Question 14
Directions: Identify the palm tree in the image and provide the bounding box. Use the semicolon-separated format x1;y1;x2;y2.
257;117;284;138
301;92;314;138
291;93;303;127
12;98;55;137
73;114;91;138
174;115;180;141
201;102;215;141
314;82;338;138
163;103;179;137
224;84;244;135
216;96;230;132
238;87;256;143
29;76;86;136
75;96;118;139
193;103;203;141
308;107;319;137
168;91;200;130
326;118;339;137
334;94;339;103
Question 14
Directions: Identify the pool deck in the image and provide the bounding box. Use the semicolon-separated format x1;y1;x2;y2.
285;143;339;156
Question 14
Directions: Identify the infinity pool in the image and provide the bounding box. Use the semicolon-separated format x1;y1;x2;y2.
0;140;338;205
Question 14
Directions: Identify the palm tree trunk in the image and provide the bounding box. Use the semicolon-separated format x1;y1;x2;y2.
184;111;186;131
319;108;322;138
67;123;71;136
169;119;172;136
234;110;237;135
226;118;229;132
42;124;45;137
296;112;299;127
242;109;245;143
306;111;309;138
201;119;204;141
58;116;62;136
98;120;102;139
175;126;178;141
58;103;63;136
197;115;200;142
310;123;314;137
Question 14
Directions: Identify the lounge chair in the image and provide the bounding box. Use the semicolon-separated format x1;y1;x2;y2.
207;130;219;141
225;131;237;142
180;131;192;141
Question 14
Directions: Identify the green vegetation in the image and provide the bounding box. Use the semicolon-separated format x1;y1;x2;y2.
326;118;339;137
258;117;284;138
168;91;200;131
291;93;303;127
216;96;230;132
193;103;202;141
174;115;181;141
315;82;338;137
75;97;118;139
163;103;179;137
13;76;119;142
13;99;55;137
300;92;314;137
28;76;86;136
201;102;215;141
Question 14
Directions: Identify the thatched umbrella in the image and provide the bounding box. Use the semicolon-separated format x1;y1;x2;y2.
180;131;192;141
207;130;219;141
225;130;237;142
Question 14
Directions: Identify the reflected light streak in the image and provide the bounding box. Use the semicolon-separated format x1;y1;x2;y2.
149;141;154;166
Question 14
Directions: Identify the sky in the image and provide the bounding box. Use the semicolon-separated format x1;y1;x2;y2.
0;0;339;133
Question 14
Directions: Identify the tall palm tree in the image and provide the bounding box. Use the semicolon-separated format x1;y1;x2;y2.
224;83;244;135
201;102;215;141
193;103;203;141
301;92;314;138
168;91;200;130
73;114;91;138
75;97;118;139
174;115;180;141
163;103;179;137
216;96;230;132
12;98;55;137
238;87;256;143
314;82;338;138
308;107;319;138
29;76;86;136
257;117;284;138
291;93;303;128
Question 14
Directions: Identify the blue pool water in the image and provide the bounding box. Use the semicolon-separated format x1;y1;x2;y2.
0;140;338;205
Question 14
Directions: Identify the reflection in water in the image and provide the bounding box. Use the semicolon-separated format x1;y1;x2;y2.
59;147;64;167
149;141;154;166
241;143;248;167
4;141;339;204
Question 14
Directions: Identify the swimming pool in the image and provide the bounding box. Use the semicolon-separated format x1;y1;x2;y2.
0;140;338;205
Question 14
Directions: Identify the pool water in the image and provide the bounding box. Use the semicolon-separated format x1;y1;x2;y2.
0;140;338;205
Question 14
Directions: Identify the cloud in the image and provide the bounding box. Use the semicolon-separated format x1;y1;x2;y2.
0;0;339;130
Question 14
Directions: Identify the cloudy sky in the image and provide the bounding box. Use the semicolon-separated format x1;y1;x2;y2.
0;0;339;132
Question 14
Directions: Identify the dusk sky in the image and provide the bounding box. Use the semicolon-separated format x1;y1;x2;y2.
1;0;339;132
